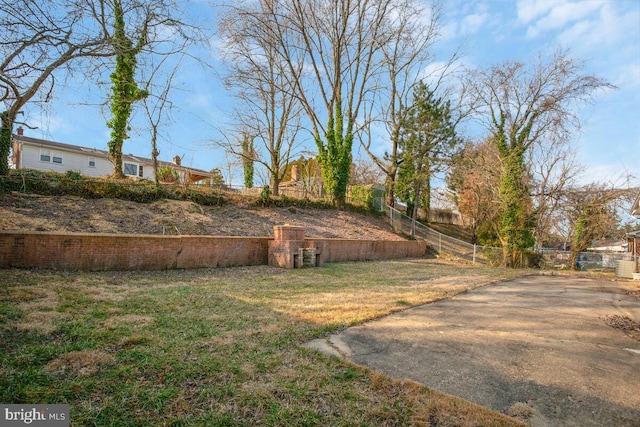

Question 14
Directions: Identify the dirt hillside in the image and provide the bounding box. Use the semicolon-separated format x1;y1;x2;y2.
0;192;405;240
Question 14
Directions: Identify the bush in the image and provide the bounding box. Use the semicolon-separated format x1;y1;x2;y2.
1;169;225;205
481;247;542;268
483;247;504;267
260;185;271;206
64;170;84;181
156;166;180;183
349;185;373;209
522;249;543;268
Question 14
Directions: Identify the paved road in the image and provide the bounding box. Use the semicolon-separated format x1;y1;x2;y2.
308;275;640;426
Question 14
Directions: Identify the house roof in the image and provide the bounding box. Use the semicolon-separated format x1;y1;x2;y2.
587;239;627;252
12;134;214;181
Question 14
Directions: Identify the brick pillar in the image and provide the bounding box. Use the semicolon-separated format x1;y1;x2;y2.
269;225;305;268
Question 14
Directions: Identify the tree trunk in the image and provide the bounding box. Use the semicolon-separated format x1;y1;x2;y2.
0;112;15;175
270;175;280;196
385;166;397;208
110;146;126;179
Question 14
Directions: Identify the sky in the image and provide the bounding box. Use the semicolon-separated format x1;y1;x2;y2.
18;0;640;188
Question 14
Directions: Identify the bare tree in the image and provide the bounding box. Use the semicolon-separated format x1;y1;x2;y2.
0;0;112;174
447;138;502;245
468;49;612;267
217;0;304;196
358;0;445;207
561;184;635;269
529;134;584;249
269;0;424;207
140;55;184;184
0;0;205;176
350;157;386;186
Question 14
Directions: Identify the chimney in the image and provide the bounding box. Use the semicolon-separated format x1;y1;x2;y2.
17;127;23;136
173;155;181;166
291;164;300;181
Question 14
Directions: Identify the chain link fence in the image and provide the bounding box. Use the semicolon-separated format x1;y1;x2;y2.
384;205;633;270
539;249;638;271
385;205;502;265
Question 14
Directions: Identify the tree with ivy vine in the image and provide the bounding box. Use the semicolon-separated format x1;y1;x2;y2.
469;50;610;267
241;133;255;189
107;0;148;178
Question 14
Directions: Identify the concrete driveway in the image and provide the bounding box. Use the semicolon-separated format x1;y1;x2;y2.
307;275;640;426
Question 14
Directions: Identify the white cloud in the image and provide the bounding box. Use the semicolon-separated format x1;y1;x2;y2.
516;0;554;24
439;20;460;41
556;3;637;50
438;1;500;40
460;11;491;35
523;1;604;39
613;63;640;91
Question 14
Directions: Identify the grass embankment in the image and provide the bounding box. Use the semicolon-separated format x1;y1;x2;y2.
1;260;527;426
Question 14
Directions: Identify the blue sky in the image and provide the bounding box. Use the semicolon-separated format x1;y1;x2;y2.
20;0;640;187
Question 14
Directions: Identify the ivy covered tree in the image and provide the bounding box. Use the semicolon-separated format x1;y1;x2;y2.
469;50;611;267
104;0;204;179
107;0;148;178
240;132;255;189
317;103;354;208
396;82;459;221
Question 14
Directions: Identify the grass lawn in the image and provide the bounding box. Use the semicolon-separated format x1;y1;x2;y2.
1;259;529;426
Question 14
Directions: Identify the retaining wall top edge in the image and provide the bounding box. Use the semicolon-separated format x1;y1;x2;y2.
0;231;421;244
0;230;274;240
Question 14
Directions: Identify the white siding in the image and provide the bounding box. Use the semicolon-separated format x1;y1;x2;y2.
15;138;212;183
20;144;113;177
18;142;161;179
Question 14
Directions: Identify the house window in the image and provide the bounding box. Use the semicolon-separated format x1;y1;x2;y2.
40;149;62;164
123;162;138;176
88;157;96;168
138;165;144;177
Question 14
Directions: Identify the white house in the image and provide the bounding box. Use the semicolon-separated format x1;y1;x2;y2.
11;128;215;184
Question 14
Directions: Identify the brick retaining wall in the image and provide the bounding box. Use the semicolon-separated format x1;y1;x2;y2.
0;231;271;270
309;239;427;264
0;230;427;271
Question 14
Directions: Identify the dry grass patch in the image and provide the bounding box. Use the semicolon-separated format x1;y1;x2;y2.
85;288;130;303
14;287;59;311
505;402;534;420
256;273;509;326
118;335;152;348
45;350;115;378
15;311;69;335
103;315;155;329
